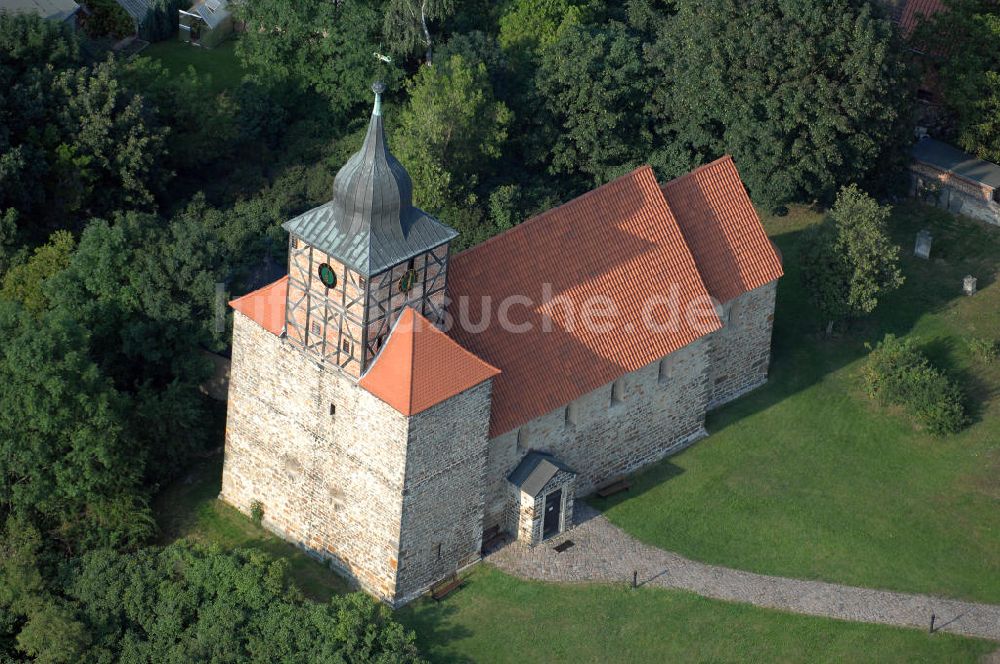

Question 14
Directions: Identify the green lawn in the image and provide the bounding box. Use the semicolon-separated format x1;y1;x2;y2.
142;39;244;95
398;566;994;663
595;202;1000;603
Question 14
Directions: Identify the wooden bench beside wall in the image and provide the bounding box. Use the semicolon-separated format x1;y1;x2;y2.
596;478;632;498
431;575;463;602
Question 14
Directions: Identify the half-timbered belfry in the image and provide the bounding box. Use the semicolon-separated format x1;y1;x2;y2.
282;82;456;377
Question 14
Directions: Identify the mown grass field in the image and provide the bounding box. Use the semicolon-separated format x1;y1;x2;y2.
154;467;995;663
594;202;1000;603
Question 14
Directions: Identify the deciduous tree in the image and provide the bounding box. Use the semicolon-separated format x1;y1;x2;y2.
801;185;905;333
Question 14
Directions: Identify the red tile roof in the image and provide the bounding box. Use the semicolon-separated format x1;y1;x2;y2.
447;166;723;438
229;276;288;336
359;307;500;415
898;0;946;38
660;156;784;304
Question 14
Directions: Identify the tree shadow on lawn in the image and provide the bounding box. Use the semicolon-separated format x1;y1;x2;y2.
712;203;999;435
396;588;477;664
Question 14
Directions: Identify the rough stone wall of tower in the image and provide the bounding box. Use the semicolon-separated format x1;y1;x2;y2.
706;281;778;410
394;381;493;604
481;337;712;534
221;311;409;602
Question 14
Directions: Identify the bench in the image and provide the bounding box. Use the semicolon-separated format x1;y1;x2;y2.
596;479;631;498
431;575;463;601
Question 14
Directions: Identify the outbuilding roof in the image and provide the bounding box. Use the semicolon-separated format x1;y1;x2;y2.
187;0;229;29
913;137;1000;190
661;156;784;303
283;84;457;276
358;307;500;416
447;165;723;439
896;0;945;39
508;452;575;497
115;0;154;22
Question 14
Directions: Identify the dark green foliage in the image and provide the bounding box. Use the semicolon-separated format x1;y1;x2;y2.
653;0;913;207
120;56;239;172
913;0;1000;162
394;53;510;217
1;541;425;662
235;0;400;125
82;0;135;38
0;302;156;554
863;334;968;435
383;0;454;65
801;185;905;329
140;0;186;42
536;20;651;184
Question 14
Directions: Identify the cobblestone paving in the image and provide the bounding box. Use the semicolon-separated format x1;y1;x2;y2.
487;505;1000;642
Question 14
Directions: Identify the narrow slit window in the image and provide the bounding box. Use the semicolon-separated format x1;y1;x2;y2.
611;379;625;407
329;403;336;416
565;402;578;428
658;358;672;386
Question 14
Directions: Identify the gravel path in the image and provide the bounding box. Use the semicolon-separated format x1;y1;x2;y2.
486;505;1000;642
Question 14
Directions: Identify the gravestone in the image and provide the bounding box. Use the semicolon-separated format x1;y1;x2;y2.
963;275;977;296
914;230;933;259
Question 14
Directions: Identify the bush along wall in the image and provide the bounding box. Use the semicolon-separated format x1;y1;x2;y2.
862;334;969;435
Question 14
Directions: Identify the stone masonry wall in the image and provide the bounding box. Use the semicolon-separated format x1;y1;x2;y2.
910;163;1000;227
393;380;494;604
482;337;711;533
706;281;778;410
221;312;409;602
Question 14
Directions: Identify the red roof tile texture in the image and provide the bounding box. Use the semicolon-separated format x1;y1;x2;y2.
229;276;288;336
660;156;784;304
447;166;723;438
359;307;500;415
898;0;945;38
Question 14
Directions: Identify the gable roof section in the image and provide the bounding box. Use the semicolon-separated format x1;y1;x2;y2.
913;137;1000;190
1;0;79;21
229;276;287;336
359;307;500;416
447;166;722;439
115;0;154;22
508;452;575;497
660;156;784;304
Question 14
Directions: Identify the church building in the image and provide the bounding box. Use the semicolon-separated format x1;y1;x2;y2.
221;83;783;606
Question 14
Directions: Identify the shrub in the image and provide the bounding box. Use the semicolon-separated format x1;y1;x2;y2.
250;500;264;525
863;334;968;435
967;337;999;364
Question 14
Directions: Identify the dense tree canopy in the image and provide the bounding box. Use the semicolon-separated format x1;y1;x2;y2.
652;0;913;207
235;0;400;124
394;54;510;213
914;0;1000;162
537;20;651;184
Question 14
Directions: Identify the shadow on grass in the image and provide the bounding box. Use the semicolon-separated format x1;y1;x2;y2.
397;586;477;664
591;202;1000;509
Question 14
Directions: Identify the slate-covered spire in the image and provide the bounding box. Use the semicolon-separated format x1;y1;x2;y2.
330;81;414;240
282;82;457;276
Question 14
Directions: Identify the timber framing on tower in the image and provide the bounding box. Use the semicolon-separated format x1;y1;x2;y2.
281;81;456;376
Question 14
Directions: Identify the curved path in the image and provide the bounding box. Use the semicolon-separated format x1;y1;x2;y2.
486;505;1000;642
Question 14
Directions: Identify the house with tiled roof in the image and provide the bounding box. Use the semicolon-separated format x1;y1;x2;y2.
221;84;783;607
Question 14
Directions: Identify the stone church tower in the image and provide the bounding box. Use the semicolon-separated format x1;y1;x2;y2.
221;84;499;605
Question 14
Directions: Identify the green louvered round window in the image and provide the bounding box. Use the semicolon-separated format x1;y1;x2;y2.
318;263;337;289
398;269;418;293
